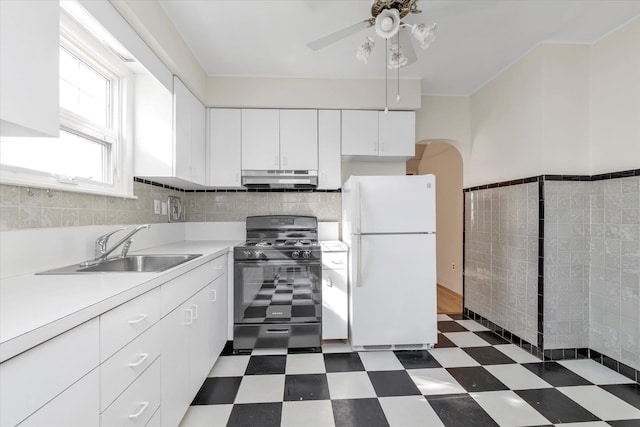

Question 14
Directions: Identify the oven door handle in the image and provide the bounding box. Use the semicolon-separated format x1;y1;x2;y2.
234;260;320;266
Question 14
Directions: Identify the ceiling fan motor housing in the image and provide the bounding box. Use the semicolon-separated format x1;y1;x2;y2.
371;0;419;19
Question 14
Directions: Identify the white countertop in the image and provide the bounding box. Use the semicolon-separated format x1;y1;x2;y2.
0;240;240;363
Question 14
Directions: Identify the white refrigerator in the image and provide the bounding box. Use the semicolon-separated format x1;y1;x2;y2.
342;175;437;349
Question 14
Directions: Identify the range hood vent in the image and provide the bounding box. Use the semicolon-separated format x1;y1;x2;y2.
242;170;318;189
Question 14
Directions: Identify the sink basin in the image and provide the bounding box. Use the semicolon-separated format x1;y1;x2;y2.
37;254;202;274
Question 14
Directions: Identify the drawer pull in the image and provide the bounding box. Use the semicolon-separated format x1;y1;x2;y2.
214;265;223;270
331;260;343;265
209;289;217;302
185;308;194;325
266;328;290;334
128;401;149;419
128;314;148;325
190;303;199;320
128;353;150;368
326;277;333;287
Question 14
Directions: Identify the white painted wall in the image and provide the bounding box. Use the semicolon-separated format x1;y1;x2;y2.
416;96;471;160
590;17;640;174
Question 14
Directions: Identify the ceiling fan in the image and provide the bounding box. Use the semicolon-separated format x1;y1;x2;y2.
306;0;438;68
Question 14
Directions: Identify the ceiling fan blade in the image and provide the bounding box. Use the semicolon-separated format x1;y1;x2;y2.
399;27;417;65
307;19;373;50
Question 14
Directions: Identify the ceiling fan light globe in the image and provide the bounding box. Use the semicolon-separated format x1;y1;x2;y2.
356;36;375;64
412;22;438;49
387;43;408;69
375;8;400;39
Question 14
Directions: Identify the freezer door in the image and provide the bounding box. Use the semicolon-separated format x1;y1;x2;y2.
355;175;435;234
350;234;437;347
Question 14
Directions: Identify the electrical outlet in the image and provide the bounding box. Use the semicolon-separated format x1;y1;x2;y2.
161;201;168;215
153;200;161;215
452;263;456;270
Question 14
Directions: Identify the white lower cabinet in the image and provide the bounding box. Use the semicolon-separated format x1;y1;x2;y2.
209;273;228;367
321;249;348;340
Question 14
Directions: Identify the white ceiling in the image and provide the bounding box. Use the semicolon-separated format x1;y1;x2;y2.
158;1;640;95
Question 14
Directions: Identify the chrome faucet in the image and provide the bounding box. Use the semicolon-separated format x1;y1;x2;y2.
90;224;151;264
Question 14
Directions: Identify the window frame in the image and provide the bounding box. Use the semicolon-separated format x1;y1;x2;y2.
0;6;134;198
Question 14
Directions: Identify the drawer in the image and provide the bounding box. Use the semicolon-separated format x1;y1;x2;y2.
1;318;99;427
161;255;226;316
322;251;347;270
101;359;160;427
100;288;160;361
100;324;161;411
18;369;99;427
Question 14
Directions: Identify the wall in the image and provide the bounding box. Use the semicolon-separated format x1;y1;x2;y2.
415;96;470;160
418;143;464;295
590;17;640;175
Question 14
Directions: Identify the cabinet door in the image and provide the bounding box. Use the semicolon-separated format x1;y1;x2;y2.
189;289;211;395
378;111;415;157
318;110;342;190
173;77;192;181
207;109;242;188
190;92;206;185
279;110;318;170
160;304;191;427
0;0;59;137
209;273;228;366
322;267;348;340
241;109;280;170
341;110;378;156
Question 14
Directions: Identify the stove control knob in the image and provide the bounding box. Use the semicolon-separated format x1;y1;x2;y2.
243;250;252;257
302;250;311;259
255;250;262;259
292;251;300;259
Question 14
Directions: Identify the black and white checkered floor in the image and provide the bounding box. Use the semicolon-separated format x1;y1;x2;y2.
179;314;640;427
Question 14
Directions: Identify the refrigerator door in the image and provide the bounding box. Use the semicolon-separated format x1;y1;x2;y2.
353;175;435;234
350;233;437;348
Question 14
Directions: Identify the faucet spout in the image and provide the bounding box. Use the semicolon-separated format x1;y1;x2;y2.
95;224;150;262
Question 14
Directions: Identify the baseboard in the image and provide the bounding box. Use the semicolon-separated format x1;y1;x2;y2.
437;284;463;314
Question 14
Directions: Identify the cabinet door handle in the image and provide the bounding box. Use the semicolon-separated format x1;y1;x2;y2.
128;353;150;368
128;314;148;325
326;277;333;287
128;401;149;419
185;308;194;325
190;303;199;320
209;289;217;302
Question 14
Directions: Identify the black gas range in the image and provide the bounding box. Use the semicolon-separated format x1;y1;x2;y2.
233;215;322;350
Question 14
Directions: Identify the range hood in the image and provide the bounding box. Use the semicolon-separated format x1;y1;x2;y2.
242;170;318;189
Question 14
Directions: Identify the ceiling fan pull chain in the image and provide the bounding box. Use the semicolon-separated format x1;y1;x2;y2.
385;38;389;114
397;32;401;103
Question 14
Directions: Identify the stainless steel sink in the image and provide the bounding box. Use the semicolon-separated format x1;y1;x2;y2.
37;254;202;274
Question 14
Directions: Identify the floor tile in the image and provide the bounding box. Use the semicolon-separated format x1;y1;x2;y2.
331;398;390;427
234;374;285;403
407;368;467;395
438;320;469;332
471;390;550;426
220;340;236;356
448;313;465;320
494;344;542;363
484;364;553;390
444;332;491;347
455;320;489;331
324;352;365;372
550;422;610;427
428;348;481;368
321;341;352;353
379;395;445;427
285;353;326;374
608;420;640;427
208;355;251;377
425;393;499;427
326;371;377;399
245;355;287;375
226;402;282;427
191;377;242;405
446;366;509;392
437;314;452;321
393;350;442;369
558;385;640;421
473;330;510;345
600;383;640;410
462;346;516;365
283;374;330;401
178;404;232;427
251;347;288;356
287;346;322;354
358;350;405;371
558;359;635;385
281;400;336;427
515;388;599;424
434;333;457;348
367;370;422;397
522;362;593;387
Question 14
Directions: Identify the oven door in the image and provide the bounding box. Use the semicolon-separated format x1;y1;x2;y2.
234;260;322;324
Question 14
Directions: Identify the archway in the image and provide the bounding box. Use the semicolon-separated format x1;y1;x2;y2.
407;140;464;314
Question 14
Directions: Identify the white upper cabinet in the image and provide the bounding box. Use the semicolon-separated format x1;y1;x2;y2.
279;110;318;170
241;109;280;170
341;110;415;158
241;109;318;170
207;109;242;188
318;110;342;190
0;0;59;137
134;75;205;189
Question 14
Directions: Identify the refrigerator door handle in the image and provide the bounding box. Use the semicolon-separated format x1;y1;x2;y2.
355;234;362;287
354;181;361;234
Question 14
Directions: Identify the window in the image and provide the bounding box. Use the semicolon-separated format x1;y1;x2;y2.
0;3;132;197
